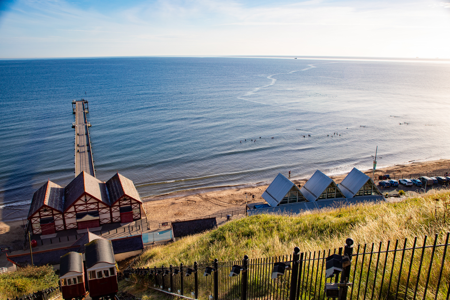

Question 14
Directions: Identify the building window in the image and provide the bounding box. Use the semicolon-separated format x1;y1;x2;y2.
110;267;115;276
103;269;110;277
97;271;103;279
77;276;82;283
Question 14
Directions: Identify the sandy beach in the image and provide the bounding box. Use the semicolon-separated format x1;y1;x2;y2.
1;159;450;249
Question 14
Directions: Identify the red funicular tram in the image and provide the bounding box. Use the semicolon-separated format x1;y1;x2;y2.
60;252;86;300
85;239;119;300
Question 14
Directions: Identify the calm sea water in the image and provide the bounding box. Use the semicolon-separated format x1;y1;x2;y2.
1;57;450;215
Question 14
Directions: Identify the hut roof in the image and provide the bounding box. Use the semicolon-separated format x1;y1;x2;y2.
300;170;340;202
106;173;141;205
262;173;301;207
85;239;115;269
60;252;83;277
28;181;65;218
64;172;110;211
339;168;372;198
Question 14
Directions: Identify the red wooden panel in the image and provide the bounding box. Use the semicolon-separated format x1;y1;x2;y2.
77;220;100;229
61;283;86;300
120;212;133;223
88;276;118;297
41;223;56;235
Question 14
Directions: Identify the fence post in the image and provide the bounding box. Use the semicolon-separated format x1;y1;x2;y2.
214;259;219;300
297;252;304;297
289;247;300;300
335;247;343;284
241;255;248;300
194;261;198;299
170;265;173;292
154;266;158;287
180;263;184;295
338;238;354;300
161;266;165;290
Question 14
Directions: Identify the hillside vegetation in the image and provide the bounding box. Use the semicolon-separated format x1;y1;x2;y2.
0;265;58;300
137;191;450;268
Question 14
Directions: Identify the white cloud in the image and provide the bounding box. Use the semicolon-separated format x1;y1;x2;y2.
0;0;449;58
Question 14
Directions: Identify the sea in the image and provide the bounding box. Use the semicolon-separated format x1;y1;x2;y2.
1;57;450;220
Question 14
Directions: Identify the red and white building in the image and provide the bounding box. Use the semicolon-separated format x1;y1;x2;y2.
27;171;146;235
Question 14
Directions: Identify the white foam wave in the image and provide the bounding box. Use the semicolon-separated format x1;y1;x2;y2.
237;64;316;104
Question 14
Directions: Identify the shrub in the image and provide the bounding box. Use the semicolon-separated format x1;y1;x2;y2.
399;190;405;196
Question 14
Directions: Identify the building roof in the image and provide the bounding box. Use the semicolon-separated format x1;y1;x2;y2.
72;231;106;253
111;236;144;254
300;170;340;202
172;218;217;238
106;173;141;205
60;252;83;277
64;172;110;211
85;238;115;269
339;168;372;198
28;181;65;218
262;173;302;207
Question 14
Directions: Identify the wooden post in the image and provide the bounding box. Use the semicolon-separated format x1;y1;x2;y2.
28;231;33;266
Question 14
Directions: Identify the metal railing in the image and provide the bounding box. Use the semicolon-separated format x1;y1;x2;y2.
127;232;450;300
6;286;59;300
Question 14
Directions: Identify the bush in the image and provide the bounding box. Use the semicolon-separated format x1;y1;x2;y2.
0;265;58;300
399;190;405;196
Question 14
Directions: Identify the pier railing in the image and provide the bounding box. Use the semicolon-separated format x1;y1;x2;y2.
127;233;450;300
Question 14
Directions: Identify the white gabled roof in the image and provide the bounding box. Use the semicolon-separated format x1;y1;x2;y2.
262;173;300;207
338;168;372;198
300;170;335;202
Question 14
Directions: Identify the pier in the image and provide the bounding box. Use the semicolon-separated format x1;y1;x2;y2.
72;99;95;177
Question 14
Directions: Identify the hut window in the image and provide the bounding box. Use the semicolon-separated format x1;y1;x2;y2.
61;279;66;286
109;267;115;276
77;276;82;283
89;271;96;279
67;278;72;285
103;269;110;277
97;271;103;278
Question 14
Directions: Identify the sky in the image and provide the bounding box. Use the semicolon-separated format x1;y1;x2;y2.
0;0;449;59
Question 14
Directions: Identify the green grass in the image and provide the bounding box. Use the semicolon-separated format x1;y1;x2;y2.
137;191;450;268
0;265;59;300
124;191;450;299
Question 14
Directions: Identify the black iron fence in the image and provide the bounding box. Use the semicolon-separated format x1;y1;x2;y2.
6;286;59;300
126;232;450;299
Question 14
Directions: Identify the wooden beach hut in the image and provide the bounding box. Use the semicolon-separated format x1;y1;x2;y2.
28;181;65;235
262;173;306;207
300;170;344;201
64;171;111;230
106;173;146;224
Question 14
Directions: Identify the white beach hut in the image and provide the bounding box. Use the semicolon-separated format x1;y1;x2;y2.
300;170;344;201
338;168;382;198
262;173;306;207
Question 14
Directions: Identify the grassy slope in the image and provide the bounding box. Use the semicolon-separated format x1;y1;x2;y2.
0;265;58;300
137;191;450;268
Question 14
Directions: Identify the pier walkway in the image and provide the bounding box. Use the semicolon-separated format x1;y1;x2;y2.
72;99;95;177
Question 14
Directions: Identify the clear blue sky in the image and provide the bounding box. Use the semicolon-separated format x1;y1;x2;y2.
0;0;449;58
